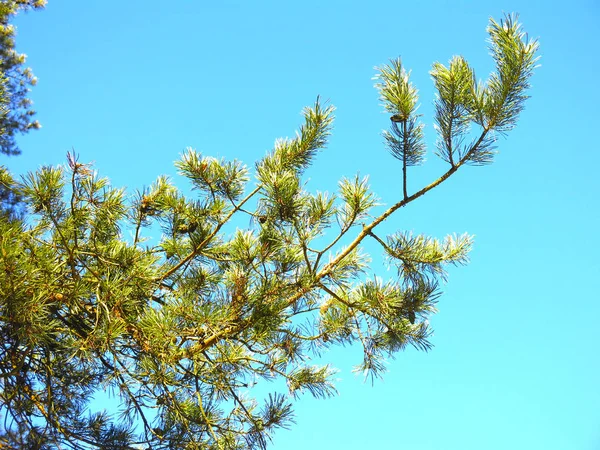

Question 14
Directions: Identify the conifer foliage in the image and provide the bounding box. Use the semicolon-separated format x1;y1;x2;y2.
0;15;538;449
0;0;44;156
0;0;45;220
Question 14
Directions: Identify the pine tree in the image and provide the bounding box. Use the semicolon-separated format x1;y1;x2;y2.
0;14;538;449
0;0;44;156
0;0;45;219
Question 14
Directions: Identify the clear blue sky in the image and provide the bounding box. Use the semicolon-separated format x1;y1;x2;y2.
5;1;600;448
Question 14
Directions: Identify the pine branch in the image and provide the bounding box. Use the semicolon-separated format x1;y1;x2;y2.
317;128;488;283
0;14;539;447
155;185;262;283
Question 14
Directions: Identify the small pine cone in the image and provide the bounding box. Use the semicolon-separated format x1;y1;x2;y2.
391;113;408;123
408;311;416;324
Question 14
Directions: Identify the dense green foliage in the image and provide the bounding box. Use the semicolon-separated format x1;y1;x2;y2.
0;15;538;449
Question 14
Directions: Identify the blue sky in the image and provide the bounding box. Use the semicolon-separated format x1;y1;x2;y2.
5;0;600;448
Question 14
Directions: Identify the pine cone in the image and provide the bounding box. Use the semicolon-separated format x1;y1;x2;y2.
408;311;416;324
391;113;408;122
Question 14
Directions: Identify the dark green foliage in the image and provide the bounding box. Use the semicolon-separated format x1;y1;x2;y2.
0;1;45;220
0;0;44;156
0;14;537;449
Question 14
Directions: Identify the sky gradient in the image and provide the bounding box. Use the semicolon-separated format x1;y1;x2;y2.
5;1;600;448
